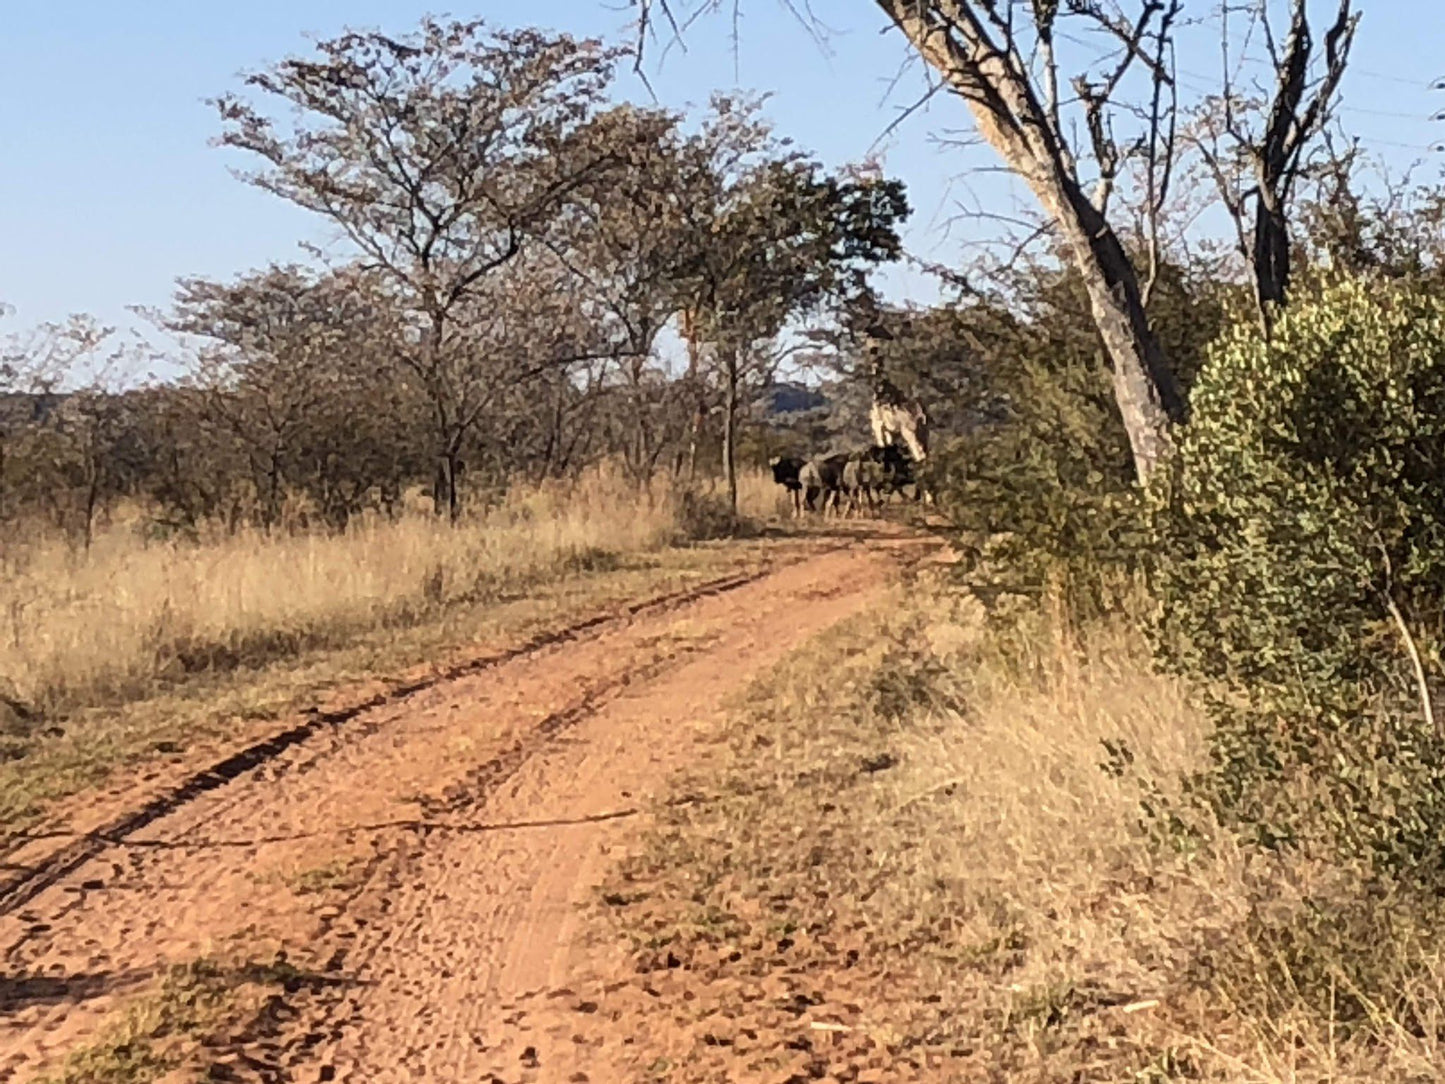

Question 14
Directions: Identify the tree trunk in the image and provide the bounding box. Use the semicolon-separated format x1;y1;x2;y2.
447;452;462;523
876;0;1184;483
677;308;707;484
264;451;282;531
721;347;739;515
686;403;705;483
433;450;462;523
1067;191;1185;479
1253;190;1291;331
423;312;464;520
432;458;448;518
82;451;100;553
538;389;563;484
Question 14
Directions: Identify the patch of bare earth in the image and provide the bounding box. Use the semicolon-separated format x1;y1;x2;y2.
1;525;934;1082
576;586;981;1084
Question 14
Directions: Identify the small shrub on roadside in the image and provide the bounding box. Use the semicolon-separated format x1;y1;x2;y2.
675;489;752;541
930;349;1147;627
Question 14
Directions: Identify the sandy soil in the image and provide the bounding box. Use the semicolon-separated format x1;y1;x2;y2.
0;526;934;1082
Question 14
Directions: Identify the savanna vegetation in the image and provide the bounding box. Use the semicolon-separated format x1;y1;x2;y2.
10;1;1445;1080
0;19;910;818
588;2;1445;1080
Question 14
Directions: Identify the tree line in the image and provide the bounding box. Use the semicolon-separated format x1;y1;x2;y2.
1;19;912;542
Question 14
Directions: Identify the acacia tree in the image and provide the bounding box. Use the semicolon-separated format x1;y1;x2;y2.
0;314;122;538
709;163;909;512
1;310;72;523
665;97;792;483
165;265;427;527
215;19;652;518
636;2;1188;480
541;104;709;482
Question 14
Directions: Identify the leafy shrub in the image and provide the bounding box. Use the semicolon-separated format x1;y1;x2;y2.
930;349;1146;625
1149;276;1445;888
675;489;745;541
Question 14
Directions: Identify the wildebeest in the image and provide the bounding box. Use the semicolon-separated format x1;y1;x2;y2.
769;455;806;516
799;452;848;515
841;447;887;517
840;457;871;518
875;442;916;501
837;444;923;516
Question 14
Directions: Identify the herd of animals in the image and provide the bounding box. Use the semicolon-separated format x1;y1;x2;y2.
767;397;932;519
768;442;923;518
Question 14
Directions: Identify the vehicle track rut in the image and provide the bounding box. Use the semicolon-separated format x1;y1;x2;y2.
0;558;817;916
0;529;930;1082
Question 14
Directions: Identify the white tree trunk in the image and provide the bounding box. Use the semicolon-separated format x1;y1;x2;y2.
876;1;1185;482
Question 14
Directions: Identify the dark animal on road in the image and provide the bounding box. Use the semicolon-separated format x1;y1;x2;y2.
870;443;916;502
842;448;888;518
799;453;848;515
769;455;806;516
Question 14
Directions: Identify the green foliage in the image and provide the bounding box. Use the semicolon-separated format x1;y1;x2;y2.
1193;873;1445;1041
1150;276;1445;887
903;255;1234;625
930;347;1145;623
915;268;1144;622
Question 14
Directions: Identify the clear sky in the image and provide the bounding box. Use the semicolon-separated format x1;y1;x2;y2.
2;1;1442;355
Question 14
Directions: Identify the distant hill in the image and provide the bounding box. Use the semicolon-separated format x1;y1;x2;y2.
745;378;886;460
0;390;65;428
753;381;828;417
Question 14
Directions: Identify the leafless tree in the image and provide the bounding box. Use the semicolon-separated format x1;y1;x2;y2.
1189;0;1358;333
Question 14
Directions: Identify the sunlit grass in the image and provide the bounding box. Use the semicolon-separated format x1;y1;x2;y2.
0;462;788;718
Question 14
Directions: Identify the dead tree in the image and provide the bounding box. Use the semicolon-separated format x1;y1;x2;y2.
1191;0;1358;333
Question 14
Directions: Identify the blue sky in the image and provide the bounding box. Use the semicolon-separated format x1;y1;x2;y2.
2;1;1443;355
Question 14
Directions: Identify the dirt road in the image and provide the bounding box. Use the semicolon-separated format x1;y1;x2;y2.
0;528;931;1082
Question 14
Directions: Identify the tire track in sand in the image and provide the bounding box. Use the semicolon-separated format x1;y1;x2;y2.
0;529;932;1082
0;557;823;917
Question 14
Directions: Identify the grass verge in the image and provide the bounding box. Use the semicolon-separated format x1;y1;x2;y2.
0;536;800;834
0;464;804;834
598;568;1445;1082
1;465;784;721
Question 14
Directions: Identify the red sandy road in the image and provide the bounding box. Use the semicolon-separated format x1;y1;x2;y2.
0;530;931;1082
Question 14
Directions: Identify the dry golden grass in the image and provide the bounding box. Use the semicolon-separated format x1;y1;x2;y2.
0;462;787;720
604;570;1445;1082
0;461;808;830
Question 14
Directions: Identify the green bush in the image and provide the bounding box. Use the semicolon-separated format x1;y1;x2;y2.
920;255;1232;627
930;349;1146;625
1149;276;1445;887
